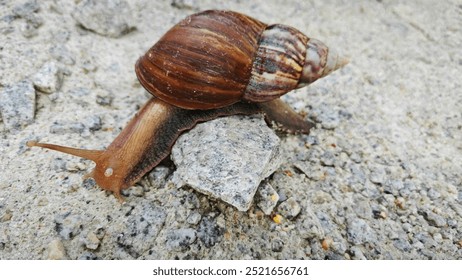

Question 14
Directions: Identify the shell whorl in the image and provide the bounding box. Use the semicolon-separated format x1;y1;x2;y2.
243;24;309;102
244;25;348;102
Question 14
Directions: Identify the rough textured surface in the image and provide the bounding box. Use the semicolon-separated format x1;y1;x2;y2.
171;116;282;211
1;0;461;260
72;0;135;38
0;80;36;131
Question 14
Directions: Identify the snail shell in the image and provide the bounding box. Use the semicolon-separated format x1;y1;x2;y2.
27;10;347;201
136;10;347;109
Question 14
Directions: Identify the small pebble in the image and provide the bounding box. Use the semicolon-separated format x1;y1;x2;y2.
65;161;86;172
37;197;49;207
186;211;201;225
84;232;100;250
83;115;102;131
72;0;135;38
12;0;40;17
171;0;199;10
33;62;63;93
320;151;335;166
278;197;301;220
384;179;404;196
256;182;279;215
369;165;386;184
424;210;447;228
309;104;341;129
166;228;197;251
197;216;223;248
0;80;36;131
78;252;98;260
271;239;284;252
322;237;333;250
298;204;325;239
54;213;83;240
272;214;283;224
147;166;171;188
47;239;68;260
0;209;13;222
50;121;85;134
95;90;114;106
121;184;145;197
347;218;377;245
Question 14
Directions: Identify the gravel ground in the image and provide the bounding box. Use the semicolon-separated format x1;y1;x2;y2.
1;0;461;259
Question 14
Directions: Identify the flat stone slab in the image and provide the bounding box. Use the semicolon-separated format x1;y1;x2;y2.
171;115;282;211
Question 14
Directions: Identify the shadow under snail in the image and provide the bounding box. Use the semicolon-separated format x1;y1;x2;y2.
27;10;348;201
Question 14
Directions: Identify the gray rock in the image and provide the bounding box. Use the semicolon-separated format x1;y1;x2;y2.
383;179;404;196
197;216;223;248
83;232;100;250
49;115;101;135
256;182;279;215
50;121;85;134
146;166;171;189
349;246;367;260
348;164;367;185
54;212;83;240
182;192;200;210
320;151;336;166
293;161;325;181
298;204;325;239
95;90;114;106
78;252;98;260
73;0;134;38
121;184;145;197
116;201;166;258
186;211;201;225
422;209;447;228
172;116;282;211
171;0;200;10
12;0;40;17
33;61;63;93
82;115;102;131
414;231;438;249
0;209;13;222
0;228;9;251
0;80;36;130
12;0;43;35
278;197;301;220
68;87;91;97
309;104;341;129
46;239;68;260
166;228;197;251
347;218;377;245
271;238;284;252
369;164;386;184
303;135;320;146
353;200;373;219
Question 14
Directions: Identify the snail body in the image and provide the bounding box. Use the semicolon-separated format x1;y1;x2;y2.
28;10;347;201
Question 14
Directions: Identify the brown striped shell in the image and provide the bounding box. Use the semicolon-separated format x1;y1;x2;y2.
135;10;347;110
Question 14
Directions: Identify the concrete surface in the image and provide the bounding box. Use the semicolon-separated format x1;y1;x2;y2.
0;0;461;259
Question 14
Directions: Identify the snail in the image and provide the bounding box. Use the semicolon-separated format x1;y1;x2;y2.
27;10;348;201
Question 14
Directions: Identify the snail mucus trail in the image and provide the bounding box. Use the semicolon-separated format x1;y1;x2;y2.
27;10;348;201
